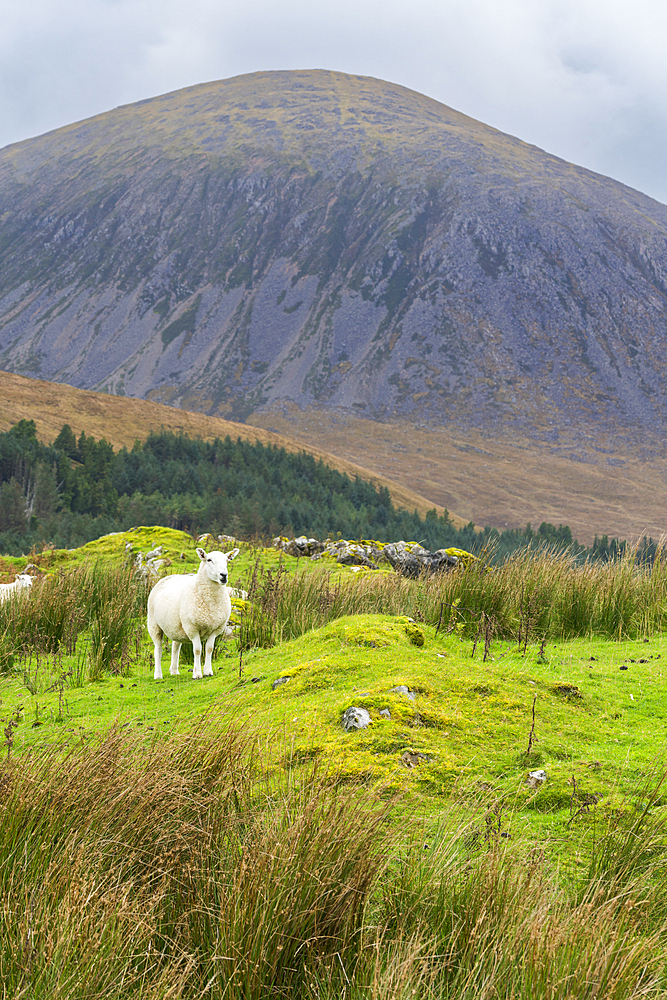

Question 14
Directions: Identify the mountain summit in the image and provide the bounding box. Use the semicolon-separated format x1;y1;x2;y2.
1;69;666;441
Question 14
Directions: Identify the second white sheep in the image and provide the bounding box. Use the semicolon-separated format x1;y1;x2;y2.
0;574;32;603
147;546;239;680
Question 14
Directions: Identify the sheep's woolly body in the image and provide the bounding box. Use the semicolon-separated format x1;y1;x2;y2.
149;574;231;643
0;574;32;603
147;547;239;680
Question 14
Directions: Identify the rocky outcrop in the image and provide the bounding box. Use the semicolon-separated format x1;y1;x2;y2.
273;535;470;575
275;536;326;558
126;542;171;579
382;541;459;577
1;70;667;444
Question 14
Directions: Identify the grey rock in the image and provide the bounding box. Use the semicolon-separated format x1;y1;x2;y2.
390;685;416;701
276;535;460;576
342;706;372;731
218;534;238;546
274;535;325;558
325;539;380;567
272;676;291;690
383;541;458;577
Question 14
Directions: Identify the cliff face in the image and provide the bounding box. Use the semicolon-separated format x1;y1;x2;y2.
1;69;666;439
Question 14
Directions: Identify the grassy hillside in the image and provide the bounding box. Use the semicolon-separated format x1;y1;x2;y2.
4;368;667;547
0;369;466;526
3;528;667;996
248;405;667;547
3;526;667;828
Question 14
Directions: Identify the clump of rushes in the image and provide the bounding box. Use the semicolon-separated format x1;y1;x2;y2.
0;561;148;681
369;815;667;1000
240;562;412;649
0;722;387;999
239;538;667;651
86;563;147;679
1;721;666;999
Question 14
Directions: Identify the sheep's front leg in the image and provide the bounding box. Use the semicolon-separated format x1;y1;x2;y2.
170;641;181;676
192;633;203;680
203;632;218;677
153;636;163;681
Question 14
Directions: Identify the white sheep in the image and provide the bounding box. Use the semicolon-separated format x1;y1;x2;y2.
147;546;240;680
0;573;32;603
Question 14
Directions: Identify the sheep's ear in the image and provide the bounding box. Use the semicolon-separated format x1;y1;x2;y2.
227;548;240;561
196;547;207;561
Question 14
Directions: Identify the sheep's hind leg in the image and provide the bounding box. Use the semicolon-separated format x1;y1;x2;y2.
152;634;163;681
170;641;181;676
192;634;203;680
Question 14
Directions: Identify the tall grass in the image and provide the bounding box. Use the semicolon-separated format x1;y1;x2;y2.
0;723;386;999
3;539;667;681
1;722;666;998
0;562;148;683
239;540;667;649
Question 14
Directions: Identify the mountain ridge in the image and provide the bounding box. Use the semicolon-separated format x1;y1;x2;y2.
1;70;666;439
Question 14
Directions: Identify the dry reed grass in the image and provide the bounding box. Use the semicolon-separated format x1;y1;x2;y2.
240;540;667;651
2;722;666;998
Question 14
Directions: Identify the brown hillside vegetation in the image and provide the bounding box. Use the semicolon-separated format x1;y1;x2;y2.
0;370;468;527
2;369;665;545
248;404;667;547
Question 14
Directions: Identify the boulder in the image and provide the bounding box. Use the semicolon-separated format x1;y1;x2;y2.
325;539;380;567
383;541;458;577
274;535;325;557
342;706;372;731
390;685;416;701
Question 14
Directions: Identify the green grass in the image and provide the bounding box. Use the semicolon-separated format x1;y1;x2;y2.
3;594;667;847
3;528;667;996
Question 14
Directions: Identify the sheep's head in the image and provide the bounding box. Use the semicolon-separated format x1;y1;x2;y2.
16;574;32;590
196;547;240;586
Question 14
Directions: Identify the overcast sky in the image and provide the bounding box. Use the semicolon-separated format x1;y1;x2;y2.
2;0;666;204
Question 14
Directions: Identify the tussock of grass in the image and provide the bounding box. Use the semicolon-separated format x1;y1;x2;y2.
0;723;385;998
0;561;147;684
1;723;667;998
238;541;667;651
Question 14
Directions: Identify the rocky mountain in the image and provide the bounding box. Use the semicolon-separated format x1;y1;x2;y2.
1;69;666;446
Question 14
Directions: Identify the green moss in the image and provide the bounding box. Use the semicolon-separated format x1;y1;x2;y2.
160;294;201;348
445;546;477;565
404;620;425;646
79;526;198;566
316;615;425;650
